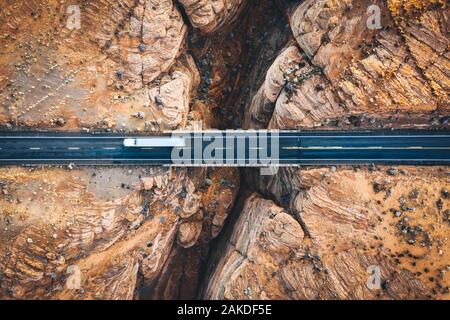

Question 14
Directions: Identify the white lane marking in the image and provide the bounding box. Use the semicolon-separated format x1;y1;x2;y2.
0;159;449;162
282;147;450;150
124;138;186;147
4;146;447;151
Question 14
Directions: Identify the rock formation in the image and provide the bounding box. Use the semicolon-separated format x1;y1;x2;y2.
0;0;448;300
245;0;449;130
204;167;449;299
0;166;239;299
179;0;247;33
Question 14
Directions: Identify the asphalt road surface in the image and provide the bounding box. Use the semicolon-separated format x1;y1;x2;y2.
0;130;449;166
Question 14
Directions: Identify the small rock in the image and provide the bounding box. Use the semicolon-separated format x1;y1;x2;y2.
155;95;163;107
443;210;450;222
436;198;443;210
373;182;384;193
387;168;398;176
116;70;124;80
132;111;145;119
141;177;154;190
409;189;419;199
394;210;402;218
285;82;294;94
54;117;66;126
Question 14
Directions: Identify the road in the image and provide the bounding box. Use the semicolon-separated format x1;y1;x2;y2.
0;130;449;166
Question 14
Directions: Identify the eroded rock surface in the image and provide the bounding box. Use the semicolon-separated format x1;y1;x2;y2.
179;0;247;33
245;0;449;129
0;0;194;131
205;167;450;299
0;167;239;299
